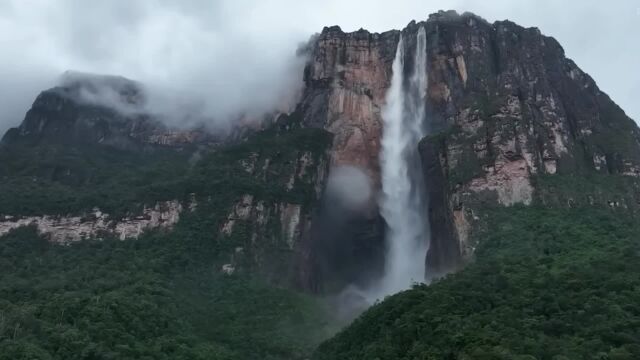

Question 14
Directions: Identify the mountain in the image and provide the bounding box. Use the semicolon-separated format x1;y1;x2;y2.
1;10;640;359
297;10;640;280
0;71;336;358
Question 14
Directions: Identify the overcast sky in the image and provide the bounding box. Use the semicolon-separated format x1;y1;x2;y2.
0;0;638;134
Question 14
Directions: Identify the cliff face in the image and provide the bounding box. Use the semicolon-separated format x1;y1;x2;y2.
298;10;640;277
418;11;640;271
299;26;399;185
295;27;400;290
214;134;332;286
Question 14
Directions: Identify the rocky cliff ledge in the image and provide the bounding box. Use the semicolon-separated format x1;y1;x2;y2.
0;200;184;243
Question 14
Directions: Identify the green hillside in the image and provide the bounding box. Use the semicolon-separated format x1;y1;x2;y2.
0;125;337;360
313;205;640;359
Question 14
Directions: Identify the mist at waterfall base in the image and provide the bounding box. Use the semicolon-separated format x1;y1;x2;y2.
335;28;431;316
324;166;373;212
312;166;382;314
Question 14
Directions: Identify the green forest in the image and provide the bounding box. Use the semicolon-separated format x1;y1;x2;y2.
0;224;334;359
313;206;640;359
0;124;338;359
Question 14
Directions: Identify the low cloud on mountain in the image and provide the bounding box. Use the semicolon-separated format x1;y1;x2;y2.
0;0;638;134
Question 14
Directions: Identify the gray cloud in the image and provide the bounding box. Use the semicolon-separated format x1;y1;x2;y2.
0;0;638;135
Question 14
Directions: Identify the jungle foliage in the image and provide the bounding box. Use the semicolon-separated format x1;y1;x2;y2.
314;206;640;360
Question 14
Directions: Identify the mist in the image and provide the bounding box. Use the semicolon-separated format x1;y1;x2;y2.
0;0;309;133
0;0;638;135
325;166;373;212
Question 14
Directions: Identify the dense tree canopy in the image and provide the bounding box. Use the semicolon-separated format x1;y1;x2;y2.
0;220;334;359
0;124;336;359
314;207;640;360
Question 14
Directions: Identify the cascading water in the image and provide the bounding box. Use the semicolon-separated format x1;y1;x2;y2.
365;26;430;302
334;27;430;309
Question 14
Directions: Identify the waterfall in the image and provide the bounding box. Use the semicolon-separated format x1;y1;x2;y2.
366;27;430;301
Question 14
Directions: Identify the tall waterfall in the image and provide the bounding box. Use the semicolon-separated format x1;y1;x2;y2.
368;27;430;301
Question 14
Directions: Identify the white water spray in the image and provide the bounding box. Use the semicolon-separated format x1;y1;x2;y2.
365;27;430;302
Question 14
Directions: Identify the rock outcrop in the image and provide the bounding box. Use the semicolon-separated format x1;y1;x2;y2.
0;200;183;243
215;145;331;286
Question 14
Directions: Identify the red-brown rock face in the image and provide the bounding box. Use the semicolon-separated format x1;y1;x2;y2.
299;26;400;190
294;27;402;290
